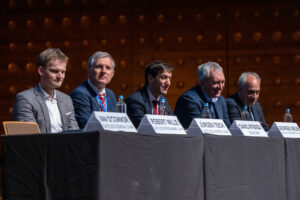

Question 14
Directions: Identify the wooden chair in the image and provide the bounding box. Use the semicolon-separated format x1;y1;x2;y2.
2;121;41;135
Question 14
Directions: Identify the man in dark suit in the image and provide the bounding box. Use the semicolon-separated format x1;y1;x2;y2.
70;51;117;129
125;61;173;128
227;72;269;131
174;62;231;129
13;48;79;133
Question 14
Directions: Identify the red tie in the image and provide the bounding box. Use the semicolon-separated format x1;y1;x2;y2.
152;100;158;115
99;93;106;111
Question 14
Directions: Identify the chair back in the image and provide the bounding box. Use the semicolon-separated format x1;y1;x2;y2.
3;121;41;135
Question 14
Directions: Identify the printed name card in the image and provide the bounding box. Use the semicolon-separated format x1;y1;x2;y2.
138;114;186;135
187;118;231;136
229;120;268;137
268;122;300;138
84;111;137;133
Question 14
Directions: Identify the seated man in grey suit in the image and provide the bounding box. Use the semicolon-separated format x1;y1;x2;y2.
227;72;269;131
13;48;79;133
70;51;117;129
125;61;173;128
174;62;231;129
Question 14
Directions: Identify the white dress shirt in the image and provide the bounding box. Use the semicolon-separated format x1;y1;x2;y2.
39;84;63;133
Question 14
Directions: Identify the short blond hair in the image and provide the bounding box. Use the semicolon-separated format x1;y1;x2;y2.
38;48;68;68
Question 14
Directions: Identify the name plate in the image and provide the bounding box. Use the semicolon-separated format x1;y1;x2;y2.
230;120;268;137
137;114;186;135
84;111;137;133
187;118;231;136
269;122;300;138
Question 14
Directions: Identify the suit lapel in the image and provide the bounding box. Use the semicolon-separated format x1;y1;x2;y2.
195;85;206;102
33;86;51;133
56;92;67;130
105;88;113;112
141;87;152;114
85;81;101;111
213;99;222;119
250;104;258;121
234;93;244;116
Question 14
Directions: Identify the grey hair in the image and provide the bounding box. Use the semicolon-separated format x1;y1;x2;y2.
198;61;223;81
88;51;115;69
238;72;261;88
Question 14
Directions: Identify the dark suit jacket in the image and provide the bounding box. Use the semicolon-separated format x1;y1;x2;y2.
13;85;79;133
125;86;173;128
226;93;269;131
174;85;231;129
70;80;117;129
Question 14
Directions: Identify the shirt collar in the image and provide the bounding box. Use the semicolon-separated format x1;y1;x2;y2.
38;83;57;100
201;86;218;103
88;79;105;95
147;87;160;102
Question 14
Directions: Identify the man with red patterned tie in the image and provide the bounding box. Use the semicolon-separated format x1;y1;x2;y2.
70;51;117;129
125;61;173;128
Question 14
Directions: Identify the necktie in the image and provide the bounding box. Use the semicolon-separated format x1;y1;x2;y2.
209;101;216;119
152;100;158;115
99;93;106;112
248;106;254;121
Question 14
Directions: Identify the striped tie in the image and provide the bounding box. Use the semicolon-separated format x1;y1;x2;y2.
99;93;105;111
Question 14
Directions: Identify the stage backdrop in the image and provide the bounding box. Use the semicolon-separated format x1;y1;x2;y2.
0;0;300;130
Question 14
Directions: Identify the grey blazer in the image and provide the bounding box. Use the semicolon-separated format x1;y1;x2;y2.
13;85;79;133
